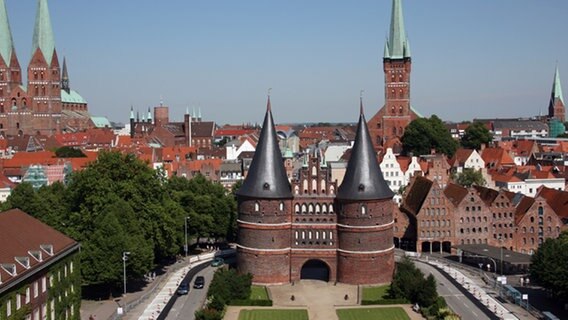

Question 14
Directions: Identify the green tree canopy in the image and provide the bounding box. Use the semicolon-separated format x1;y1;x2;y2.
389;257;439;308
453;168;486;187
401;115;458;157
2;151;238;288
55;146;86;158
530;231;568;299
460;122;493;150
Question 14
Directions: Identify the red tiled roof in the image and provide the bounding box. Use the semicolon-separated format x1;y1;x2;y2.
537;186;568;218
449;148;474;167
481;147;515;168
443;183;468;207
400;176;433;216
0;209;78;290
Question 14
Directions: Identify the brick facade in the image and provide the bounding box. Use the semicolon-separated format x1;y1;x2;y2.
238;152;394;285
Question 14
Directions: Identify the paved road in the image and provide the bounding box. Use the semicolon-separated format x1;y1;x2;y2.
414;260;492;320
166;266;216;320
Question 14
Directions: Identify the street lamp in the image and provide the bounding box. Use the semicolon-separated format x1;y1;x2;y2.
184;216;190;258
122;252;130;296
499;237;504;276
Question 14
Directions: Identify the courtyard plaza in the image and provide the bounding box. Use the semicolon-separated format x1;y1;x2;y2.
224;280;421;320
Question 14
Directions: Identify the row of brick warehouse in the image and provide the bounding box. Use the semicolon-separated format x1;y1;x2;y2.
396;176;568;255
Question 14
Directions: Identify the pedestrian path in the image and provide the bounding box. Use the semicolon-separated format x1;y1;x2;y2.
425;258;518;320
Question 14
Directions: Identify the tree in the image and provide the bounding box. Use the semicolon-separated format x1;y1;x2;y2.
389;257;439;308
530;231;568;299
460;122;493;150
55;146;86;158
453;168;486;187
401;115;458;157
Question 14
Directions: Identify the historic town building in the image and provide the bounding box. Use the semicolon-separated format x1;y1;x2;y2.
368;0;420;151
129;104;215;148
236;97;394;284
0;209;80;320
0;0;91;136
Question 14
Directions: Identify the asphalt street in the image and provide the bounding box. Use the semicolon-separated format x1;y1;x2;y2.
414;260;493;320
165;265;216;320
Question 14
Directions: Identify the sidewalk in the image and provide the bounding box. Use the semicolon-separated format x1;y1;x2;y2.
80;259;190;320
422;257;537;320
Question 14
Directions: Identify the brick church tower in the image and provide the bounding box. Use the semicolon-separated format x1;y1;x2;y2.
336;100;395;284
368;0;419;152
236;95;293;284
548;66;565;122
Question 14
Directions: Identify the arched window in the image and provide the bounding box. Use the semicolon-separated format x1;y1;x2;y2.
321;179;326;193
279;202;284;211
315;204;320;214
330;186;335;194
311;166;317;176
361;205;367;215
294;185;299;195
308;204;314;213
322;204;327;214
303;180;308;193
538;206;544;216
312;179;317;193
301;204;307;214
254;202;260;212
294;204;300;214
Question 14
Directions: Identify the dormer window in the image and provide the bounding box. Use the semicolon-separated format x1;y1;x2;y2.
263;183;270;190
1;263;16;276
29;250;42;262
40;244;54;256
15;256;30;269
358;184;365;192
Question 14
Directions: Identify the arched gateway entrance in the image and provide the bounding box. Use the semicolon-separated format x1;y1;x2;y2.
300;259;330;281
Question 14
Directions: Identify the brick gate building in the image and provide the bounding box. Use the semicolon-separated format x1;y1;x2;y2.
236;97;395;285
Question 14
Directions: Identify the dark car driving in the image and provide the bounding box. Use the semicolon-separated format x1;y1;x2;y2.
193;276;205;289
177;282;189;295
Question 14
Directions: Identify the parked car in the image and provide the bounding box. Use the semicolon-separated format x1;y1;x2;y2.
211;257;224;267
194;276;205;289
177;282;189;295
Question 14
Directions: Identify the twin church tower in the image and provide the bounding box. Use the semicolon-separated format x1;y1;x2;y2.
0;0;90;136
236;0;410;285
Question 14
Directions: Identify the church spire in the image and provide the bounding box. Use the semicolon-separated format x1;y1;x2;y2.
552;65;564;105
0;0;15;65
337;99;393;200
237;95;292;199
32;0;56;65
385;0;410;59
61;57;70;93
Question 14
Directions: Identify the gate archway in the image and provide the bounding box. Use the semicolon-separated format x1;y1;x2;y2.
300;259;330;281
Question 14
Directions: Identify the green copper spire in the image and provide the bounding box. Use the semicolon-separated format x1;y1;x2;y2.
383;41;390;59
552;65;564;104
386;0;410;59
0;0;15;65
32;0;56;65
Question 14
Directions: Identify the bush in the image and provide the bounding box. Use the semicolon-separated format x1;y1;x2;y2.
361;298;409;305
195;308;223;320
389;257;439;308
229;299;273;306
361;299;409;306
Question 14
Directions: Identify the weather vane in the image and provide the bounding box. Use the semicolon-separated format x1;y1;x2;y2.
360;89;365;98
268;88;272;97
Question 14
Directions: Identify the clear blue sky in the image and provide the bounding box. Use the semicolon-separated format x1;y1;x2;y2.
5;0;568;125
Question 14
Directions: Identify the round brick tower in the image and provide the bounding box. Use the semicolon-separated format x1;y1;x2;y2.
336;99;395;285
236;96;293;284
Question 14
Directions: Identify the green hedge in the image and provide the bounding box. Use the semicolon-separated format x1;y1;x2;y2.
229;299;273;306
361;298;409;305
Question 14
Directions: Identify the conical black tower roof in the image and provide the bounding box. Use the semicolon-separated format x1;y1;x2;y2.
237;96;292;199
337;99;394;201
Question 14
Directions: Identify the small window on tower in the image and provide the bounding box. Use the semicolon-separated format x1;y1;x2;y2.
361;205;367;215
254;202;260;212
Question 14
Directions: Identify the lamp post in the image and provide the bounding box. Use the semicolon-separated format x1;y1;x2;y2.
499;237;504;276
122;252;130;296
184;216;190;258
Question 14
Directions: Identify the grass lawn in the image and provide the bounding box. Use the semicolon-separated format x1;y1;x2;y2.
238;309;309;320
249;285;269;300
362;284;390;301
337;307;410;320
